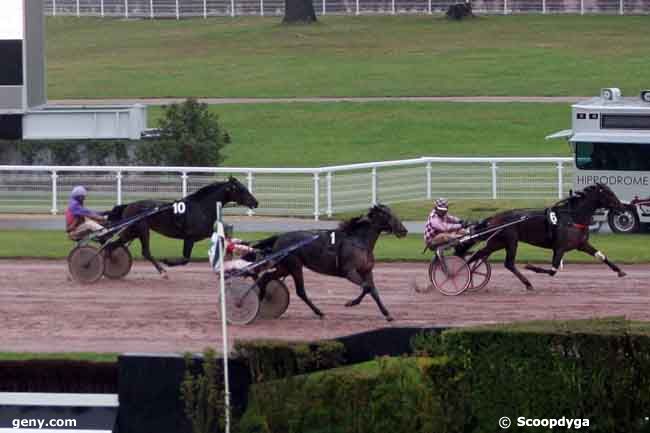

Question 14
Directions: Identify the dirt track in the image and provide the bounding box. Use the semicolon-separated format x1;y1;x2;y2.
1;260;649;353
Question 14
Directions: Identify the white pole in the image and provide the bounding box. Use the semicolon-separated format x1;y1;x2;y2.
313;173;320;221
322;0;326;14
371;167;377;205
231;0;235;17
176;0;180;19
101;0;105;17
76;0;80;17
50;171;58;215
557;162;563;199
391;0;395;14
503;0;507;14
619;0;623;14
181;172;188;197
260;0;264;16
204;0;208;18
542;0;546;14
53;0;56;17
426;162;432;199
491;162;497;199
125;0;129;19
580;0;584;14
428;0;432;14
356;0;359;15
247;172;254;216
215;202;231;433
116;171;122;205
150;0;154;19
326;172;332;217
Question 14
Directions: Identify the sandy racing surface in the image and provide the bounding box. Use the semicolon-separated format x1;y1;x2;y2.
1;260;650;353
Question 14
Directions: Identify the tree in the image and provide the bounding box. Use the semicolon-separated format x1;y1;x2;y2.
283;0;317;23
136;98;229;167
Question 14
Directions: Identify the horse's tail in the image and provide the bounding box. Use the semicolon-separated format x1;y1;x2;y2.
252;235;280;254
104;204;128;223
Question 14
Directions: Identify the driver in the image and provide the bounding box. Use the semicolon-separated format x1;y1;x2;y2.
65;186;107;240
424;198;469;248
209;223;257;274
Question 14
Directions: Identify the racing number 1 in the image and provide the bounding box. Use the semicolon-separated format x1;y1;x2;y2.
330;232;336;245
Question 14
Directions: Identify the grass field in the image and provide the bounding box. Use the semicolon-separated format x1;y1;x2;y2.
47;15;650;99
147;101;571;166
3;229;649;263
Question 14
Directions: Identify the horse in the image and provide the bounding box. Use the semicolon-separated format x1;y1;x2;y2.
106;176;258;276
456;183;627;290
253;204;408;321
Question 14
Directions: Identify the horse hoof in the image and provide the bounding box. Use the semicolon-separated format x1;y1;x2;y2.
318;314;326;320
386;315;395;322
344;301;355;307
525;285;534;291
618;271;627;278
161;272;169;280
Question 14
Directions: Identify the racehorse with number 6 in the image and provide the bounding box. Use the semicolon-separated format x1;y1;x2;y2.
456;183;627;290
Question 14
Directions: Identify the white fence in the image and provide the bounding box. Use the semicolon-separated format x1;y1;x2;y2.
0;157;574;219
44;0;649;17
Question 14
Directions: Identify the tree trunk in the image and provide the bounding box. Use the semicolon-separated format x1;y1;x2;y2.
283;0;317;23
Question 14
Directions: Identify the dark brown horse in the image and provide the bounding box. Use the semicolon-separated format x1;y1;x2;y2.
106;177;258;276
253;204;408;321
457;183;627;290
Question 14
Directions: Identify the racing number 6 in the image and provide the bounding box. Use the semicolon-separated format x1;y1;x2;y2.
173;201;186;215
549;211;558;225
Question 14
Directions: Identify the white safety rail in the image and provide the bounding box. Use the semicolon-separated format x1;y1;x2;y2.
44;0;648;16
0;157;573;219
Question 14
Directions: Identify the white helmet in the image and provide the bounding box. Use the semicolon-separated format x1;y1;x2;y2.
71;185;87;198
435;198;448;212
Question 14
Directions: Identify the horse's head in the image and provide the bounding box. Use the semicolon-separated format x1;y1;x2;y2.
368;204;408;237
223;176;258;209
588;183;624;211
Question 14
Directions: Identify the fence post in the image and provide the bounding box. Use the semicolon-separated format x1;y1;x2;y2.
313;173;320;221
53;0;56;16
392;0;395;14
231;0;236;17
503;0;507;14
619;0;623;14
125;0;129;19
580;0;584;14
557;161;563;199
326;172;332;217
542;0;546;14
150;0;154;18
371;167;377;205
176;0;180;19
491;162;498;199
51;171;58;215
181;172;188;197
247;172;254;216
116;171;123;205
356;0;359;15
260;0;264;16
76;0;80;17
204;0;208;18
426;162;432;199
322;0;326;14
101;0;105;17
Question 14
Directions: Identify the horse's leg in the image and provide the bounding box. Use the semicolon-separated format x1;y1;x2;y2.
577;242;626;277
162;240;193;266
524;248;565;276
343;269;370;307
360;272;393;322
285;262;324;318
502;237;535;291
138;229;167;277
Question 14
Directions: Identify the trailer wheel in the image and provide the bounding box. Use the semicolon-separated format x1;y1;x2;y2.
608;206;640;234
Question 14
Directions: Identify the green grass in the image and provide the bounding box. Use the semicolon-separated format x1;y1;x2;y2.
3;229;650;263
147;101;572;167
47;16;650;99
0;352;118;362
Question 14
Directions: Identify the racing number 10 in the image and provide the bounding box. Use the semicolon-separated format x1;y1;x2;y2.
173;201;186;215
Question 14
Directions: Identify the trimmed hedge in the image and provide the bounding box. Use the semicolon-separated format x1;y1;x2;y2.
234;339;346;383
238;318;650;433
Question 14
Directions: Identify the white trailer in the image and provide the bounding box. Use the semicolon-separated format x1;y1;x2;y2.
547;88;650;233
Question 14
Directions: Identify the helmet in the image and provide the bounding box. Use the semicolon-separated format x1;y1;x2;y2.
435;198;449;212
223;223;234;238
71;185;87;198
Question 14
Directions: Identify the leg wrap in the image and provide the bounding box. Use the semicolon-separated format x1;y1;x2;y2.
595;251;606;261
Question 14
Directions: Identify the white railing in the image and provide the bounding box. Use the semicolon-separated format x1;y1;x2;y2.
0;157;573;219
44;0;648;17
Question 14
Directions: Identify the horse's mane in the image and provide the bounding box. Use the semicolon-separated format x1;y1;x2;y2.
338;215;370;233
187;179;229;201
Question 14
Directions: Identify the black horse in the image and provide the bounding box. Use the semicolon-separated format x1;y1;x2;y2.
457;183;627;290
106;176;258;276
253;204;408;321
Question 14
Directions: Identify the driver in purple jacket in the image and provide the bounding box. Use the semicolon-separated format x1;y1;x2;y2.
423;197;469;248
65;186;107;240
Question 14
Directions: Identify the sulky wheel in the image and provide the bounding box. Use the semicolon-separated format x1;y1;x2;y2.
467;258;492;292
68;245;105;284
103;245;133;279
257;279;290;319
429;255;471;296
223;276;260;325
